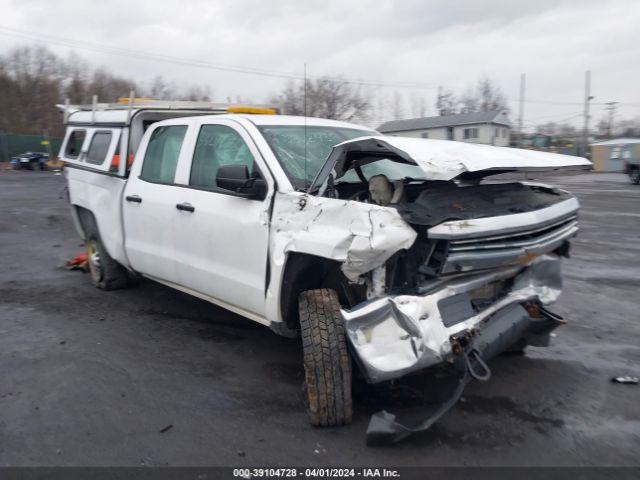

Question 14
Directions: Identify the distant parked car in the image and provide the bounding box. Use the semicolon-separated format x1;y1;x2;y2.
625;160;640;185
10;152;49;171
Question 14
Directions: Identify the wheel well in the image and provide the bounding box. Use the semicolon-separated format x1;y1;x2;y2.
279;253;366;330
73;206;98;241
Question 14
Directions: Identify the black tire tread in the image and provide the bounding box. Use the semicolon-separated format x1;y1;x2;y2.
85;224;128;290
299;289;352;427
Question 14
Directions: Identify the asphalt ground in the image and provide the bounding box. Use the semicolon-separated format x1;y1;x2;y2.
0;169;638;466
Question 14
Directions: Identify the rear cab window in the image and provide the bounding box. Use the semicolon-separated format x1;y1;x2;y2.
140;125;188;184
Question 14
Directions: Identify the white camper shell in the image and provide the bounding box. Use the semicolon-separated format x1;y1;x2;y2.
58;99;278;176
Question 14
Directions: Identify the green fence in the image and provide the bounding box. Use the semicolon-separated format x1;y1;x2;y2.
0;133;63;162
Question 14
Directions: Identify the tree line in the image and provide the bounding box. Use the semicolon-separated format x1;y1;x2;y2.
8;43;632;141
435;78;509;116
0;46;211;138
1;44;519;140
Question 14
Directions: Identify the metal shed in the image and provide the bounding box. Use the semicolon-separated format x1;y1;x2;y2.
590;138;640;171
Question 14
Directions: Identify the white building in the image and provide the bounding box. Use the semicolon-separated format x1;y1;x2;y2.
378;111;511;146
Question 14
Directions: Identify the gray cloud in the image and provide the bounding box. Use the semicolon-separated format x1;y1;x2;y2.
1;0;638;129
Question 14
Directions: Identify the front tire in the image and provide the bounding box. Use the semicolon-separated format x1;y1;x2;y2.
299;289;353;427
85;226;128;290
630;169;640;185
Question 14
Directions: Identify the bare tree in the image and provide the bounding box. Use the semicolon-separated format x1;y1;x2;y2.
436;87;457;116
89;68;138;103
536;122;578;137
148;75;176;100
536;122;558;135
0;45;66;136
63;52;90;104
459;77;509;114
391;91;404;120
595;118;610;137
271;77;370;122
607;116;640;137
0;45;219;138
182;84;212;102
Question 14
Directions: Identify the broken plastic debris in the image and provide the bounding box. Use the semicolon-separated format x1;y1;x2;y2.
611;376;639;385
366;369;470;445
64;252;88;272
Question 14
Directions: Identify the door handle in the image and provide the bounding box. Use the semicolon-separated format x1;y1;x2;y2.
125;195;142;203
176;202;195;213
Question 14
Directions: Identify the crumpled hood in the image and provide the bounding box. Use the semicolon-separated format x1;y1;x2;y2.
310;136;592;190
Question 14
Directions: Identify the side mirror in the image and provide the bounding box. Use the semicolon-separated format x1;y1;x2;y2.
216;164;267;200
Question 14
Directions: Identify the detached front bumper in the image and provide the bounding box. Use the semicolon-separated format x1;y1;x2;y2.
342;254;564;383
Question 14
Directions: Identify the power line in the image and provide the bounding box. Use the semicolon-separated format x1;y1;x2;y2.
0;24;438;90
605;101;618;136
2;23;638;110
522;111;583;123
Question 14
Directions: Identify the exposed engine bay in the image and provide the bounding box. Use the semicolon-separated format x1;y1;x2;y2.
321;169;576;296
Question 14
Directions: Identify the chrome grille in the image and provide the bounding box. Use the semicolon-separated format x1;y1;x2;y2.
435;215;578;275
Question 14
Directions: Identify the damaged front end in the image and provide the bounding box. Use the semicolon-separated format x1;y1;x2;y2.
343;195;578;383
299;136;588;383
267;133;589;441
344;254;566;383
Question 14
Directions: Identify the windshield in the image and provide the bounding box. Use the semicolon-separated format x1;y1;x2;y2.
337;159;428;184
258;125;378;189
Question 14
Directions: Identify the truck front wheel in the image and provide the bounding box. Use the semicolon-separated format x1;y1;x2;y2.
85;227;128;290
298;289;353;427
631;169;640;185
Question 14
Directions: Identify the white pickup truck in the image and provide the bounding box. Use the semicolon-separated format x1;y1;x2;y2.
60;101;591;429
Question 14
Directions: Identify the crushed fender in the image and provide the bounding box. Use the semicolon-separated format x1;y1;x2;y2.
271;192;417;282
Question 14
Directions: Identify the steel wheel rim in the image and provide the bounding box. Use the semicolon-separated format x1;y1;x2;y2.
87;240;102;283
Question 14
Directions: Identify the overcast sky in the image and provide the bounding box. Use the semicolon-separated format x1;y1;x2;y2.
0;0;639;130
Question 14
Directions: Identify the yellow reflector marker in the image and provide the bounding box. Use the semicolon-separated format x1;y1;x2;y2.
227;106;276;115
117;97;154;103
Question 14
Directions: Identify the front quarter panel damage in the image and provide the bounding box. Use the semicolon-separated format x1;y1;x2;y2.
343;254;565;383
270;192;417;283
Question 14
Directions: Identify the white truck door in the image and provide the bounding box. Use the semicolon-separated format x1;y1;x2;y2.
169;119;273;318
122;123;191;282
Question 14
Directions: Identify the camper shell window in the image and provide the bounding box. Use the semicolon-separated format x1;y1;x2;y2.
86;131;113;165
65;130;86;159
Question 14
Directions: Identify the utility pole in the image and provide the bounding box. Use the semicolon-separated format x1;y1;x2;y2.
518;73;526;147
582;70;594;158
605;101;618;138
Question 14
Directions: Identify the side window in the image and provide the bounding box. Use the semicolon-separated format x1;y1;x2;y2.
140;125;187;184
86;131;112;165
190;124;256;190
65;130;86;159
